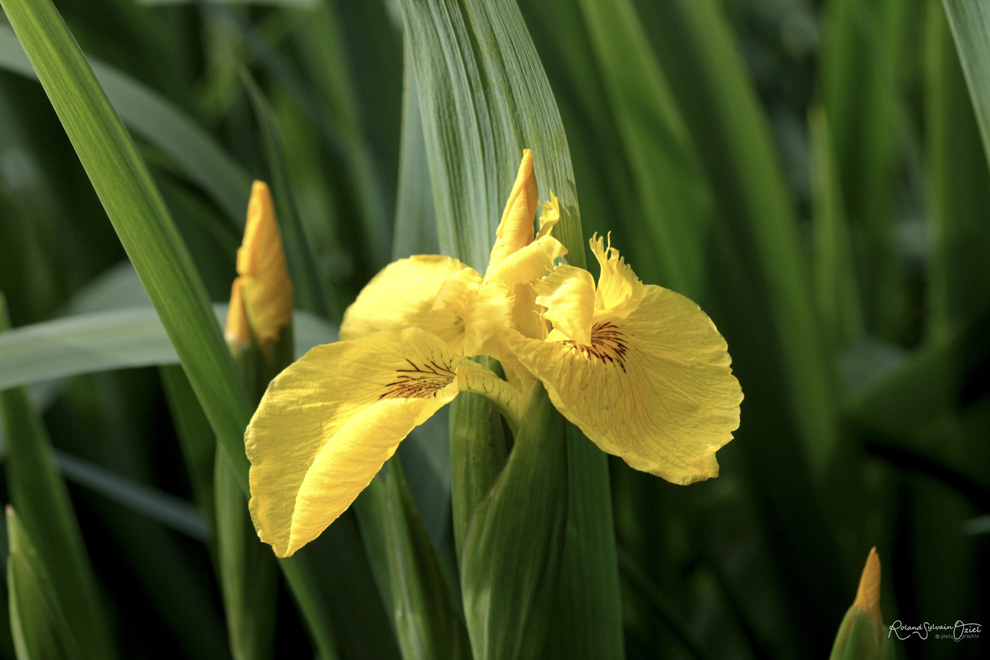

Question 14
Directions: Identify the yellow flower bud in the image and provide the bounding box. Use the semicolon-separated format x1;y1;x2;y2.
829;547;888;660
224;278;251;348
228;181;293;354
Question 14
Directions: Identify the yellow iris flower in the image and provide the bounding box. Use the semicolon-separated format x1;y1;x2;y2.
246;150;742;557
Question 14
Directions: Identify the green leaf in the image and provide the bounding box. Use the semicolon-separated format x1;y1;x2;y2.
926;2;990;338
216;457;278;660
160;365;219;536
0;23;252;224
55;450;209;542
0;304;337;392
355;459;471;660
809;106;864;351
829;606;885;660
392;34;439;258
397;0;585;272
0;0;251;484
575;0;711;297
460;384;567;660
449;386;509;561
0;294;115;660
820;0;911;338
6;507;84;660
0;1;338;653
942;0;990;164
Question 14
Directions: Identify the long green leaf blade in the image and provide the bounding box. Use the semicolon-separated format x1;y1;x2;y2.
576;0;711;297
0;305;337;391
943;0;990;163
0;23;252;223
0;0;251;483
0;295;115;660
398;0;585;271
460;384;567;660
6;507;84;660
0;2;339;654
355;459;471;660
399;2;622;656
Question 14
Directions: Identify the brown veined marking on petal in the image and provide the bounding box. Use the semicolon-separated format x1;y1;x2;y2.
379;357;458;400
562;321;630;372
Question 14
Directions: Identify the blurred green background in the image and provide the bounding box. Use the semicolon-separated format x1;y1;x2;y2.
0;0;988;658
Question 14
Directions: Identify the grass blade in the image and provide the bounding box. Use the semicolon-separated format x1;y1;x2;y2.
392;34;438;258
6;507;84;660
820;0;911;338
0;294;115;660
942;0;990;163
0;305;337;391
355;459;471;660
398;0;585;271
0;0;251;481
927;1;990;338
0;23;252;224
0;1;339;653
576;0;711;297
809;106;864;351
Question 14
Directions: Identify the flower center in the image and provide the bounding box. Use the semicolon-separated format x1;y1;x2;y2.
564;321;630;371
379;358;457;399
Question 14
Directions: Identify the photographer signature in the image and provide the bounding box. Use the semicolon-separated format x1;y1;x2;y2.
888;620;982;641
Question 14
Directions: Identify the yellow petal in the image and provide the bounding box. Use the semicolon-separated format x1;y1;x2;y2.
246;328;461;557
535;192;560;239
224;278;251;346
237;181;293;347
590;234;644;318
340;255;469;352
487;234;567;288
510;282;549;342
533;265;596;346
487;149;538;272
504;285;742;485
853;547;882;622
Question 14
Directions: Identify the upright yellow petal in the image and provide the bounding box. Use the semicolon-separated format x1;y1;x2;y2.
341;255;470;352
535;192;560;239
487;149;538;271
504;284;742;484
246;328;461;557
237;181;293;348
590;234;644;319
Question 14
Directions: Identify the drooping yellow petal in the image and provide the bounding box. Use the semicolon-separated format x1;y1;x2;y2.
225;279;251;347
533;265;596;346
590;234;644;319
246;328;461;557
487;149;538;272
854;547;882;623
340;255;469;352
237;181;293;348
504;285;742;484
